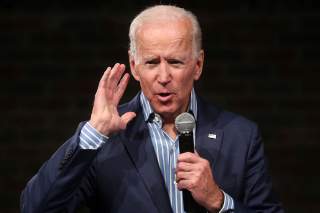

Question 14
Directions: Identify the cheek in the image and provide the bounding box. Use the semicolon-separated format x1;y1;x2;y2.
138;76;154;94
180;72;195;88
174;79;193;101
175;71;195;95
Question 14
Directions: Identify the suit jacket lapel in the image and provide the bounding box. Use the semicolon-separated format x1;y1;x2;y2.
195;97;224;168
119;95;172;213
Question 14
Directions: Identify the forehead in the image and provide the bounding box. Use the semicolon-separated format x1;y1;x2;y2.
136;19;193;56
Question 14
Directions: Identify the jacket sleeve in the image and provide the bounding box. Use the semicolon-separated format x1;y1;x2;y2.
233;124;284;213
20;122;99;213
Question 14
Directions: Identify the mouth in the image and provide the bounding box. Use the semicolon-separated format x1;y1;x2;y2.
156;92;173;102
159;92;171;97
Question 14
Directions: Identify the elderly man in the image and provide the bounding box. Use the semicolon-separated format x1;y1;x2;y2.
21;5;284;213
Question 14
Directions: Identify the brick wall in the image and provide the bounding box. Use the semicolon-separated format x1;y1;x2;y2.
1;0;319;212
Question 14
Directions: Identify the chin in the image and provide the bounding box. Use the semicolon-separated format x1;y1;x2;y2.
150;98;184;117
153;105;180;118
154;107;175;115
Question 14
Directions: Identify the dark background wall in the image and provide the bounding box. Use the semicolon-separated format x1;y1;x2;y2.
1;0;320;212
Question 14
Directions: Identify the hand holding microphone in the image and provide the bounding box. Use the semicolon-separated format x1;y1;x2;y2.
175;113;223;213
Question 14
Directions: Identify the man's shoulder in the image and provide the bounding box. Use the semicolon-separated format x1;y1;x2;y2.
198;97;257;130
219;110;257;129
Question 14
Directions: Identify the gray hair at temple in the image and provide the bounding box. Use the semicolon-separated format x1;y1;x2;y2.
129;5;202;61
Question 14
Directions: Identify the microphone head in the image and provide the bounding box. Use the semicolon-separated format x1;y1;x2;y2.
175;112;195;134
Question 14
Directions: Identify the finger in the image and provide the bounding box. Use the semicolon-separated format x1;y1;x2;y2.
120;112;136;129
178;152;199;163
176;179;193;191
114;73;130;105
176;161;194;172
105;63;119;91
176;170;194;183
108;63;126;91
98;67;112;89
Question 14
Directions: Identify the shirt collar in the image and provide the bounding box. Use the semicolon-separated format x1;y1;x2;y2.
140;88;198;123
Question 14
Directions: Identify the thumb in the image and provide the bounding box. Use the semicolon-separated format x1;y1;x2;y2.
120;112;136;130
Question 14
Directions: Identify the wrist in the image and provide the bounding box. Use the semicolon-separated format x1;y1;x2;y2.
88;119;111;137
208;189;224;213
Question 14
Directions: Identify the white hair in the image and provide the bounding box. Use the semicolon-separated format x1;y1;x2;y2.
129;5;202;61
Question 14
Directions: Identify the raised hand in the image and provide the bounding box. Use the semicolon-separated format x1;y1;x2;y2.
89;63;136;136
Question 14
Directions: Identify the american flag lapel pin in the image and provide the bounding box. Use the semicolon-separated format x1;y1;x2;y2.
208;133;216;139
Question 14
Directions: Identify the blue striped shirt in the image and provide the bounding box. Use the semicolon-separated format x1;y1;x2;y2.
79;90;234;212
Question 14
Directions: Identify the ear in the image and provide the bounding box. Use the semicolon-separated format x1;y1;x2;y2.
128;50;140;81
193;50;204;81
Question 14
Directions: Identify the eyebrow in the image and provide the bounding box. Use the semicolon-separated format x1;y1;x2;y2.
165;55;188;61
141;52;190;62
144;55;158;60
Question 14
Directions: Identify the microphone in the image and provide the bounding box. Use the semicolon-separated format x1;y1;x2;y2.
175;112;195;153
175;113;206;213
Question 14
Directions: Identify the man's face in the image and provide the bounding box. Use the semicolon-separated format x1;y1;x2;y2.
130;19;204;121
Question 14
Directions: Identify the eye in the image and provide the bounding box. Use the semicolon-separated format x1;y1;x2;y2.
168;59;183;65
145;58;160;65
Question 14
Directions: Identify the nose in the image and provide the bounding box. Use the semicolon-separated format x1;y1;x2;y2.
157;61;171;85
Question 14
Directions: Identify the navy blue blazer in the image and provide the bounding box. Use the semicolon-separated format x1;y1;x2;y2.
21;93;284;213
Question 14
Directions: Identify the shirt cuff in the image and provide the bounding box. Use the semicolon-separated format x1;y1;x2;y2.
79;122;109;149
218;190;234;213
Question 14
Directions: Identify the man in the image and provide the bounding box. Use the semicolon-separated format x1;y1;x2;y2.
21;5;284;213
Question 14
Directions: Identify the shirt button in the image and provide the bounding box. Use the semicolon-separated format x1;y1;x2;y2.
171;146;175;153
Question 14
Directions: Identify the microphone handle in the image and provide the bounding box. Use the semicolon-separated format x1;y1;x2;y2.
179;133;206;213
179;132;194;153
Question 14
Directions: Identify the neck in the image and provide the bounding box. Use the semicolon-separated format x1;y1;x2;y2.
162;122;178;140
159;106;188;140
